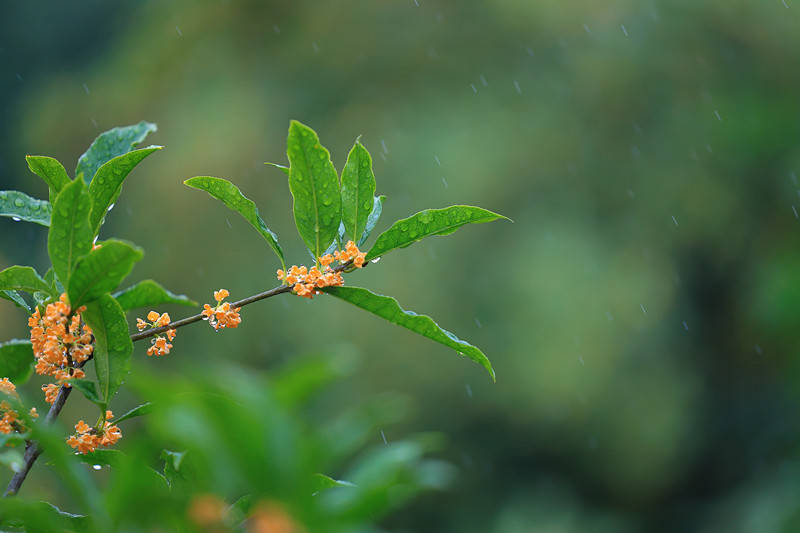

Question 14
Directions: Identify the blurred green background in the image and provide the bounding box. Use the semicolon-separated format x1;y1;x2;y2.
2;0;800;531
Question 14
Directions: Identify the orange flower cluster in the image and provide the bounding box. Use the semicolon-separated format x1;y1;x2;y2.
202;289;242;330
66;410;121;454
0;379;21;435
276;241;366;299
29;294;93;404
137;311;176;356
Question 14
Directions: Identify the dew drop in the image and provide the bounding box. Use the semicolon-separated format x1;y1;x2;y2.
13;198;23;207
370;257;381;264
11;217;21;222
92;464;102;471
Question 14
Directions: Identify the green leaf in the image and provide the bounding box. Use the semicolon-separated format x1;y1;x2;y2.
0;266;53;294
311;473;357;493
69;379;102;405
88;146;162;234
0;340;34;385
161;449;186;486
82;294;132;405
323;286;495;381
286;120;342;258
48;178;92;289
341;139;377;242
79;449;124;468
184;176;285;269
265;162;289;176
358;195;386;246
0;291;30;312
112;402;152;424
0;190;51;226
366;205;509;261
76;121;157;184
113;280;197;311
68;240;143;310
26;155;71;203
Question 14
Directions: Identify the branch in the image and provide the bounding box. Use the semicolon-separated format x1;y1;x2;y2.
3;358;88;497
4;258;368;497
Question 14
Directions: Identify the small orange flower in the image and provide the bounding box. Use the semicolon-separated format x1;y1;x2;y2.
42;383;59;404
138;311;176;357
203;290;241;330
0;378;16;396
277;242;364;299
66;415;122;454
187;494;226;527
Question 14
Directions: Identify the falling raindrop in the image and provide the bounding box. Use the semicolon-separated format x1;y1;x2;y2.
754;344;763;355
312;41;320;53
225;217;232;229
792;205;798;219
176;26;182;37
480;74;488;87
578;355;585;366
513;80;522;94
605;311;614;321
583;23;591;33
621;24;629;37
380;430;388;445
82;83;90;95
714;110;722;121
441;177;448;188
465;384;473;398
474;317;482;328
672;215;678;226
381;139;388;154
470;83;478;94
434;155;441;166
640;303;647;314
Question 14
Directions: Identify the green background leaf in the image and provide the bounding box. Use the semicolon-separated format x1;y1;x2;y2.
0;340;35;385
366;205;508;260
48;178;92;288
68;240;143;309
113;280;196;311
323;286;495;381
0;191;51;226
82;294;132;405
0;291;30;312
75;121;157;184
287;120;342;258
341;139;376;243
359;195;386;246
26;155;71;203
0;266;53;295
265;162;289;176
113;402;152;424
69;379;101;405
184;176;284;269
88;147;162;235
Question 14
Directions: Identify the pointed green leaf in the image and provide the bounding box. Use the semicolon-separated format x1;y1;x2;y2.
113;280;197;311
26;155;70;203
48;178;92;289
311;473;357;493
359;195;386;246
341;139;376;242
112;402;152;424
184;176;285;269
323;286;495;381
0;191;51;226
0;291;30;312
0;266;53;294
82;294;132;405
88;146;162;234
69;379;102;405
286;120;342;258
265;162;289;176
366;205;509;260
68;240;143;310
0;340;34;385
76;121;157;183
